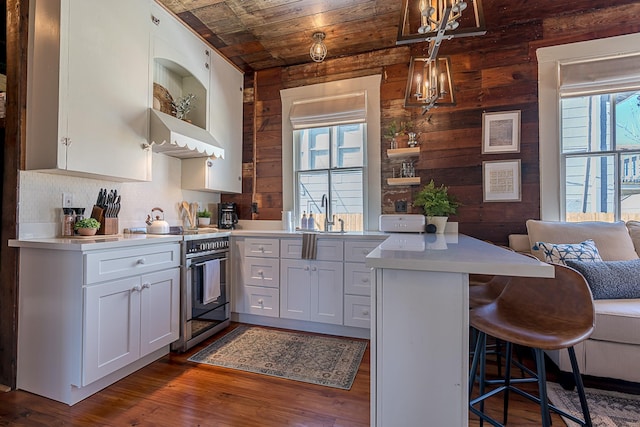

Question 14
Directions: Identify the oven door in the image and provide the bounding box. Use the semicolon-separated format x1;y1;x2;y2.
185;252;229;339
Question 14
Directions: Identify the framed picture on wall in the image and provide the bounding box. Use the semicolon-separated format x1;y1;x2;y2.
483;159;521;202
482;110;521;154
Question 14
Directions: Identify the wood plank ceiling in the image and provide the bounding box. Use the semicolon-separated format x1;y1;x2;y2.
157;0;402;72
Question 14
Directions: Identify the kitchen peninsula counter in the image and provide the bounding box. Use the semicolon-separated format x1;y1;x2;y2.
365;233;553;427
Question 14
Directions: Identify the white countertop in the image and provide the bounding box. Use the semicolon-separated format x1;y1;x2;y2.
366;233;554;278
230;229;388;240
8;233;183;251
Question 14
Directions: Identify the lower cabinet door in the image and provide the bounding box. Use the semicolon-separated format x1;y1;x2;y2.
280;259;311;321
139;268;180;357
83;276;141;386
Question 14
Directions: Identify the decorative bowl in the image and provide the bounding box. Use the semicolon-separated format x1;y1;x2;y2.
77;227;98;236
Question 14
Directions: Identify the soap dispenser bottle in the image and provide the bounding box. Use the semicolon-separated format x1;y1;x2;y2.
308;212;315;230
301;211;308;230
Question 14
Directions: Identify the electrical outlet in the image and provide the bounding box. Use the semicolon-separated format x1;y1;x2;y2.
395;200;407;213
251;202;258;213
62;192;74;208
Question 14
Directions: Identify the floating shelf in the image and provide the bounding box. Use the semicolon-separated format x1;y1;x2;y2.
387;147;420;159
387;177;421;186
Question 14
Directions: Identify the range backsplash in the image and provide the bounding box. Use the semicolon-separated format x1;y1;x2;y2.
18;153;221;238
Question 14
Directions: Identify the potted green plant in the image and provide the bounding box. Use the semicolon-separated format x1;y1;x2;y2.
413;180;460;233
75;217;101;236
384;120;414;148
197;209;212;226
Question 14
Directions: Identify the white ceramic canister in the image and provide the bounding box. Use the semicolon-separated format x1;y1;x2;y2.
282;210;294;232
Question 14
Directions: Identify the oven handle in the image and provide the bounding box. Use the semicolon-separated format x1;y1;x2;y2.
190;257;228;268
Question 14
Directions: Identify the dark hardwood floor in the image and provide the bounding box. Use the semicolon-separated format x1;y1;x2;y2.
0;323;635;426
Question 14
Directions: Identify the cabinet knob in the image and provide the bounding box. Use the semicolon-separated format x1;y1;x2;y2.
131;285;141;293
136;258;146;265
205;63;210;70
362;249;370;255
304;265;310;271
361;277;369;283
142;283;150;290
257;270;264;276
311;266;317;271
151;15;160;26
258;299;264;305
258;246;264;252
363;310;369;316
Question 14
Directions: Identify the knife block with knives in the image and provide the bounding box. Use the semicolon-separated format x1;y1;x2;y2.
91;188;120;235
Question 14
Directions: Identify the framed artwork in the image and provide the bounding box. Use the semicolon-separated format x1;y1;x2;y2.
482;110;521;154
483;159;521;202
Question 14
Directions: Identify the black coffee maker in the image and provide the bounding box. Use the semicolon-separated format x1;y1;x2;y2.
218;202;238;229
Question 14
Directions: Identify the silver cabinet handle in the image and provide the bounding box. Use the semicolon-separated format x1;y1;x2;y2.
311;266;317;271
304;265;310;271
258;299;264;305
131;285;141;293
136;258;146;265
142;283;150;290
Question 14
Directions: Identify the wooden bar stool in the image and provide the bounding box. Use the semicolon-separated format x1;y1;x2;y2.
468;264;595;427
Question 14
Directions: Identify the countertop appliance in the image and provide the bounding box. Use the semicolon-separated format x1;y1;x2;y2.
218;202;238;229
378;214;425;233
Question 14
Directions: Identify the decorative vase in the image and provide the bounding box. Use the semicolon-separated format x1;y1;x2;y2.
426;216;448;234
77;227;98;236
198;217;211;226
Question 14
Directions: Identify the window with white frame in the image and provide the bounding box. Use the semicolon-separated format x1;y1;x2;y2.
537;34;640;222
294;124;365;231
280;75;382;231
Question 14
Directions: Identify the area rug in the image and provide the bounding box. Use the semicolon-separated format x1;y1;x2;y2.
547;382;640;426
188;326;367;390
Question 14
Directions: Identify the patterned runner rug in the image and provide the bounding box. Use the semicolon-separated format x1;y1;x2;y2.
547;382;640;426
188;325;367;390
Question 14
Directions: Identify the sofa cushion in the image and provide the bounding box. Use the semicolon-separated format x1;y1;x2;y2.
590;298;640;345
566;259;640;299
536;240;602;265
625;220;640;256
526;220;638;261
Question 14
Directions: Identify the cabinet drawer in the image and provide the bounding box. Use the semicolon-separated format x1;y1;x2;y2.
244;238;279;258
344;295;371;329
244;285;279;317
344;240;383;263
85;244;180;284
243;257;279;288
344;263;372;296
280;238;343;261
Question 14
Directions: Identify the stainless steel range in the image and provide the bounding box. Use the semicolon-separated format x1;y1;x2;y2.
171;232;231;352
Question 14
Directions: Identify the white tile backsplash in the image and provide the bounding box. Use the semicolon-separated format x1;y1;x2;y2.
18;153;221;238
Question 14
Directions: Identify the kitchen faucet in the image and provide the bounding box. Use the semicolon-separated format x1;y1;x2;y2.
321;194;334;232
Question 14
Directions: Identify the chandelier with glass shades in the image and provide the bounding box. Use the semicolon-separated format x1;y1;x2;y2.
399;0;485;113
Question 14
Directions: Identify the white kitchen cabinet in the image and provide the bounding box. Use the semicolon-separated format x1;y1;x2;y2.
83;268;180;386
181;50;244;193
280;259;343;325
15;241;180;405
343;239;382;328
233;237;281;317
26;0;152;181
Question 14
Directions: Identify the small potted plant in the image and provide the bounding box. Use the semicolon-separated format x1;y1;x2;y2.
413;180;460;233
384;120;414;149
172;93;196;121
75;217;101;236
197;209;212;226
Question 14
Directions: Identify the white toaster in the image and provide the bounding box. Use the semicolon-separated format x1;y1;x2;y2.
378;214;425;233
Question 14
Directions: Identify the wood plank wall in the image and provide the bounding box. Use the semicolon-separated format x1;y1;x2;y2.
223;0;640;244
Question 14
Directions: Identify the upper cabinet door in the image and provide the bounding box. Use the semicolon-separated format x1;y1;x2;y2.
26;0;152;181
207;53;244;193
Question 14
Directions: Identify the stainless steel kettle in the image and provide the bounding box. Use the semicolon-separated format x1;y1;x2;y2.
146;207;170;234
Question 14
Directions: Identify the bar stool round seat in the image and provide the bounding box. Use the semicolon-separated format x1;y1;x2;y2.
469;263;595;427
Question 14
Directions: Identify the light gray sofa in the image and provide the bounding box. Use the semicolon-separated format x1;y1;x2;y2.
509;219;640;384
